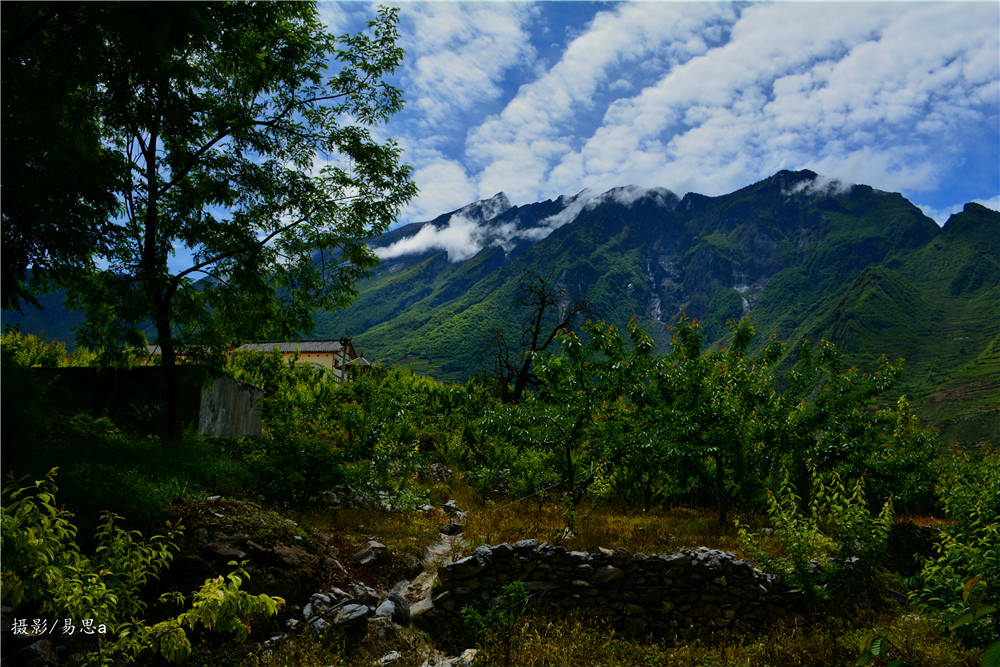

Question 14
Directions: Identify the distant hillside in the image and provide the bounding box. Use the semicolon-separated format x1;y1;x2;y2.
6;171;998;444
314;171;998;444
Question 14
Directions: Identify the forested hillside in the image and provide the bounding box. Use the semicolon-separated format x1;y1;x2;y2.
313;171;1000;445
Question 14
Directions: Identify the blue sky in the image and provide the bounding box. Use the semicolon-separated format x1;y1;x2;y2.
320;1;999;228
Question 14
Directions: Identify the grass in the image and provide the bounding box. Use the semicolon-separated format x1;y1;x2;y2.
448;480;783;560
467;608;979;667
2;415;254;536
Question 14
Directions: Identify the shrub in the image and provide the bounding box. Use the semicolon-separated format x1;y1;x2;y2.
461;581;530;667
737;465;894;604
911;447;1000;655
1;470;282;665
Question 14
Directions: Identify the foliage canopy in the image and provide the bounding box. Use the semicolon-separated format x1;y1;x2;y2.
3;3;417;435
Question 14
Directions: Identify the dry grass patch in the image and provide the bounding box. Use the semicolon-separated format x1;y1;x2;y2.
297;504;442;555
471;609;977;667
456;487;783;560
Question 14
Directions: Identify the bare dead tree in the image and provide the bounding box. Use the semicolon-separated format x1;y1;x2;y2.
491;275;590;403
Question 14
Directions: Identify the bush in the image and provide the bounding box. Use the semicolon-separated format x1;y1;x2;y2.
223;433;346;504
1;470;282;665
737;465;894;604
911;447;1000;653
461;581;530;667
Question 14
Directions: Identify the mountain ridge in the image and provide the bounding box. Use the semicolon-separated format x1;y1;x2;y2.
313;169;998;444
5;170;998;443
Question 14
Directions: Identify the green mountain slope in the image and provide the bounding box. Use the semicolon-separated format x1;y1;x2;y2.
314;172;997;444
7;172;998;443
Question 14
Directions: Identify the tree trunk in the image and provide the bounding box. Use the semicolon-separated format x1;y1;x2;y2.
511;357;532;403
153;298;182;441
713;452;730;525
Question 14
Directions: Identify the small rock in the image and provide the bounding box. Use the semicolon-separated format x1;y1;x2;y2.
514;539;539;552
349;583;379;606
366;616;403;656
441;500;467;520
353;541;388;565
307;616;329;636
455;648;478;666
378;651;403;666
374;598;397;620
389;593;411;625
440;523;463;536
593;565;625;585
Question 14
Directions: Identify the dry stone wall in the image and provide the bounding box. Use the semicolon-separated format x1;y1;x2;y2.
432;540;803;637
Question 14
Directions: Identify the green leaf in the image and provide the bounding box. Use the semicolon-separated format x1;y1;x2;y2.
949;604;997;630
983;639;1000;667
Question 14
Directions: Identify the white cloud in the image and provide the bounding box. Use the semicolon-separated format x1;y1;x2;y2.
378;183;679;261
976;195;1000;212
398;3;535;126
466;2;737;202
316;1;355;35
376;213;485;262
402;157;478;223
450;2;997;212
919;195;1000;226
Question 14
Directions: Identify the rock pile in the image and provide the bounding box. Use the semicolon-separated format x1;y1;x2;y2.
430;541;803;637
274;584;411;641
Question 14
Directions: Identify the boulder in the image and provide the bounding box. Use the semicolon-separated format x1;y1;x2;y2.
334;603;372;626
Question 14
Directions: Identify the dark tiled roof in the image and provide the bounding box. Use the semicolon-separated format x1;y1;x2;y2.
236;339;348;354
146;339;353;356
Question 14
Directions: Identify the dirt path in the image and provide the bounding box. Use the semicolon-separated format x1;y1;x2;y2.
393;531;464;608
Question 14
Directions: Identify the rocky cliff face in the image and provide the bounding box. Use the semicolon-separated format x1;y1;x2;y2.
321;169;946;365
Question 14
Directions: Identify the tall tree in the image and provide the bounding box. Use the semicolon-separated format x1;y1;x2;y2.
1;3;123;311
8;3;417;436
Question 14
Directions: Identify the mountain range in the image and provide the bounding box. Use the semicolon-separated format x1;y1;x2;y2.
313;170;999;445
5;170;998;444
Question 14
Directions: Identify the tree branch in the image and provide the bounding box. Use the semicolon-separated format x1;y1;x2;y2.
170;208;315;286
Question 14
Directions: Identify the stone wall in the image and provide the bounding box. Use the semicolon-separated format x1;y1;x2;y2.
431;541;803;637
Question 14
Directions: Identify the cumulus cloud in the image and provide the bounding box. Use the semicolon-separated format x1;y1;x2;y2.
452;2;997;212
402;157;478;223
467;2;737;202
398;3;535;128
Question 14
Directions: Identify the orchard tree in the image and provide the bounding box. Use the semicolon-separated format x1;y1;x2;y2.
530;319;657;524
649;317;785;524
7;3;417;436
648;318;935;522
